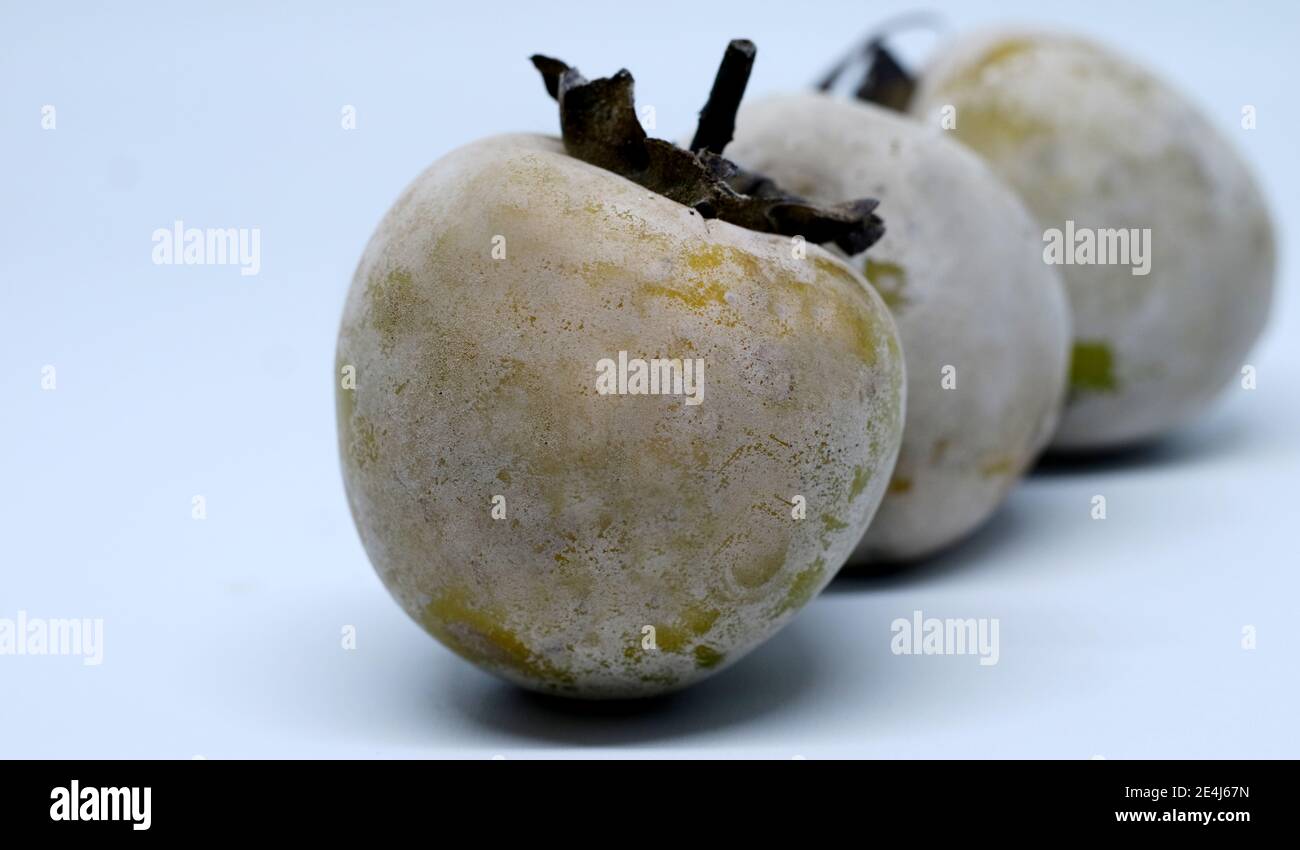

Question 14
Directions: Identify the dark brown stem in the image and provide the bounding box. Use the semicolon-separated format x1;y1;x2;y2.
816;13;941;110
856;40;916;112
690;39;756;155
815;51;857;92
531;43;885;256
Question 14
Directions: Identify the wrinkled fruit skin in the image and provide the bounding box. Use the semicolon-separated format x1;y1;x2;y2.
336;134;905;697
911;30;1275;451
728;94;1070;562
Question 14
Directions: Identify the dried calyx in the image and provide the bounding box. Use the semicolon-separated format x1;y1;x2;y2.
532;40;884;256
838;39;916;112
816;15;939;111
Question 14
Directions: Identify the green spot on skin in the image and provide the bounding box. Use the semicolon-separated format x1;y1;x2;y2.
773;558;825;619
685;244;728;272
820;514;848;532
849;465;871;500
1070;341;1119;393
576;259;626;289
680;604;720;636
811;257;882;367
366;268;417;347
732;550;786;589
351;416;380;469
980;457;1017;477
641;279;729;310
930;38;1056;159
960;39;1037;83
693;645;725;669
863;259;909;310
642;244;758;312
638;670;679;686
421;590;574;687
654;624;688;653
653;602;722;655
944;99;1054;165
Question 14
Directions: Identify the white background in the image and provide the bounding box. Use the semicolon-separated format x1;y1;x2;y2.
2;0;1297;757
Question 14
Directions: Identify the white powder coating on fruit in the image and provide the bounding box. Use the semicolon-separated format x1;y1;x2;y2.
728;93;1071;562
336;134;906;697
911;30;1275;450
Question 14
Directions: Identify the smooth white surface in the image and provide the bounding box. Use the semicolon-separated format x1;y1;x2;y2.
2;0;1297;757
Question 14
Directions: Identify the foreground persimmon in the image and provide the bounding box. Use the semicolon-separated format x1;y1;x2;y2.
336;42;905;697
